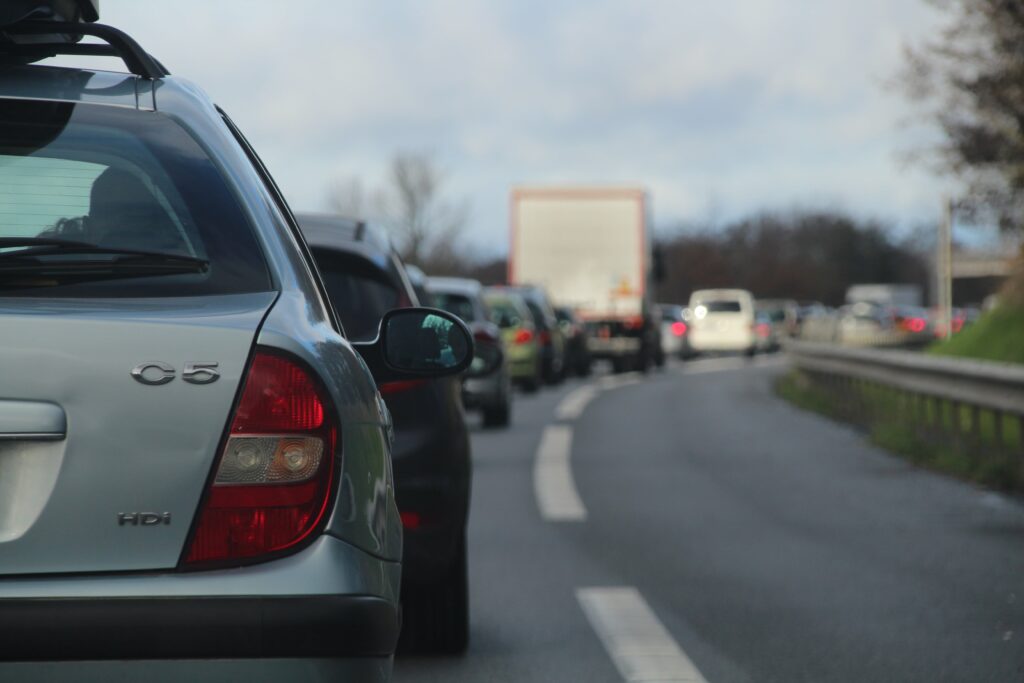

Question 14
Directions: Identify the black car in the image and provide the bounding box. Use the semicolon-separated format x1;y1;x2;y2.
554;306;592;376
297;213;471;654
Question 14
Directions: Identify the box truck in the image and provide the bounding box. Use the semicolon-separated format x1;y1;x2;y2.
508;187;656;372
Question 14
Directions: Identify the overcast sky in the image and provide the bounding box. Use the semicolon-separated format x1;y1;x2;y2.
97;1;951;256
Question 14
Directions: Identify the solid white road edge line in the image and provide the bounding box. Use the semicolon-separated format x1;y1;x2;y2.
533;424;586;521
577;586;709;683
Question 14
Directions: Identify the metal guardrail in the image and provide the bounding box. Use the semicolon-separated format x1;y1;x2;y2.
785;340;1024;457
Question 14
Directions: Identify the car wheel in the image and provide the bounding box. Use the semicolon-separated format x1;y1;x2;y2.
399;533;469;655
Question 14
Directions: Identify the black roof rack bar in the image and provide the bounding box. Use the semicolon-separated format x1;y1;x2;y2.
0;21;168;79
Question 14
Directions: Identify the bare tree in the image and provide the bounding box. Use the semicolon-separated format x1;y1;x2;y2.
899;0;1024;232
325;176;367;220
374;152;469;268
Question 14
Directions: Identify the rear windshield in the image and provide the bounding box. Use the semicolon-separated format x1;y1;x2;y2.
700;300;743;313
0;99;271;297
484;296;525;328
432;292;476;323
314;248;403;341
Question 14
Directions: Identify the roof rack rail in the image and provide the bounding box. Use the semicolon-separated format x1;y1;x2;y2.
0;20;168;79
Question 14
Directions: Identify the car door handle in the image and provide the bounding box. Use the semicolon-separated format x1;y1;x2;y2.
0;401;67;441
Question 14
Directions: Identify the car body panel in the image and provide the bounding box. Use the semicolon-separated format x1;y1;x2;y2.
0;292;275;574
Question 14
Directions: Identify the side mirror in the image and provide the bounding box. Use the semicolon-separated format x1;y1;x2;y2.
352;307;474;383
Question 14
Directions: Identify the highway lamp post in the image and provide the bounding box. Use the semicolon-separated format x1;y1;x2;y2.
936;196;955;338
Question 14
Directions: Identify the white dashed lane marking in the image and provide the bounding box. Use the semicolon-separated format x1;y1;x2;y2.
556;384;599;421
533;424;586;521
577;586;709;683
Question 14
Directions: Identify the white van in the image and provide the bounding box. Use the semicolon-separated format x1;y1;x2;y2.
688;289;756;355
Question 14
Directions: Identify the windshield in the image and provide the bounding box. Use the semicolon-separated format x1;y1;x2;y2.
432;291;476;323
314;249;402;341
699;300;742;313
0;99;270;297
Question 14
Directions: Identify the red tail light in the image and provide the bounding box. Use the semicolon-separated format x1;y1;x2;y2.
900;317;926;333
183;351;337;567
671;321;687;336
378;378;428;395
755;323;771;338
514;329;534;344
400;511;421;530
623;317;644;330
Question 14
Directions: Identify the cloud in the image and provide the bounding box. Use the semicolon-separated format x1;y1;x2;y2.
95;0;949;256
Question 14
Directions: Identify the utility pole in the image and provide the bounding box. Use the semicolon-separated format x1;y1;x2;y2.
936;196;954;337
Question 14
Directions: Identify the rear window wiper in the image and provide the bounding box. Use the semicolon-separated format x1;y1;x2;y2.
0;237;209;278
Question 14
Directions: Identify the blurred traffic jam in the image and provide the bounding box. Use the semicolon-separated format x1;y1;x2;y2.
1;2;1023;683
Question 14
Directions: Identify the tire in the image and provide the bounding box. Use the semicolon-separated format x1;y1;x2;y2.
520;363;542;393
398;534;469;655
482;397;511;428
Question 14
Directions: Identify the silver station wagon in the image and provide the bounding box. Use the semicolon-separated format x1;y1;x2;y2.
0;2;472;680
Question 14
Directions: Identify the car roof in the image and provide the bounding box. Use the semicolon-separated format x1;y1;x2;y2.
294;211;395;261
427;277;482;297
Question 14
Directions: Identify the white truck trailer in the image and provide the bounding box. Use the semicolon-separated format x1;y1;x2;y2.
508;187;656;372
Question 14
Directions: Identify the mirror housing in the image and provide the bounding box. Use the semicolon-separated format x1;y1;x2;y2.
352;307;474;384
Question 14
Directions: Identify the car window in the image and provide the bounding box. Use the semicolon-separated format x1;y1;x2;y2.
432;292;477;323
0;99;270;297
523;299;549;329
701;300;743;313
314;249;401;341
485;296;522;328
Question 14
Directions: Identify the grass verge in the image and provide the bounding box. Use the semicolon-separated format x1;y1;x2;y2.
776;370;1023;492
929;305;1024;365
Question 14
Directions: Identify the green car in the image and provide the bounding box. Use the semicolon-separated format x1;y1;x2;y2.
483;288;543;392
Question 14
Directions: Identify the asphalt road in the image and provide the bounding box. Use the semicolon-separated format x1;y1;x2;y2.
395;355;1024;683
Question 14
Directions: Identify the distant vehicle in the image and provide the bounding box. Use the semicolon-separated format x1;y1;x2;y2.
554;306;593;376
298;214;473;654
837;301;893;344
0;4;469;675
658;303;693;360
753;311;780;353
428;277;513;427
503;285;566;384
509;187;657;373
756;299;799;338
846;284;923;308
688;289;757;356
483;287;544;392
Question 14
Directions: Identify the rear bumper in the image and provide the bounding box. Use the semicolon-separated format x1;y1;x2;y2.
1;594;398;661
587;336;642;357
0;534;400;662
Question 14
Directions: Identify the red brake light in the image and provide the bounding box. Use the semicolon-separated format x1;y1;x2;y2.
183;351;337;567
400;511;421;530
671;321;687;336
514;329;534;344
755;323;771;338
